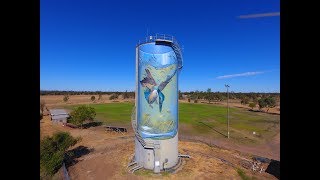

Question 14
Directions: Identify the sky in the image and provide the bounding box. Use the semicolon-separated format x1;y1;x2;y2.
40;0;280;92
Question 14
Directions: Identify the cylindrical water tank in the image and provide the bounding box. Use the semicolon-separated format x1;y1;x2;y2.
137;38;181;140
134;35;183;172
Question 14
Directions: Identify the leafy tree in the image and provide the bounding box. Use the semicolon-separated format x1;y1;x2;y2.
252;96;259;103
98;94;102;100
207;88;212;93
258;98;267;111
63;94;69;102
258;97;276;112
91;96;95;102
241;97;249;105
205;92;213;103
265;96;276;112
179;90;183;100
190;92;198;101
129;92;135;99
216;93;225;101
249;102;256;110
40;100;46;114
229;93;235;99
109;93;119;100
69;106;96;128
122;90;129;99
40;132;78;177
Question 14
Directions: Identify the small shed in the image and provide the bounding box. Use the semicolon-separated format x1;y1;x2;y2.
49;109;70;125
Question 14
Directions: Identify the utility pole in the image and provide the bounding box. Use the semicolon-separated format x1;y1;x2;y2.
225;84;230;138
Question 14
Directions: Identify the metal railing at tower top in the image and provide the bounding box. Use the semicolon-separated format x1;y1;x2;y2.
136;34;182;50
136;34;183;70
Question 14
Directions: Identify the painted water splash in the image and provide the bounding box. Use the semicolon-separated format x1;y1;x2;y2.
138;49;178;139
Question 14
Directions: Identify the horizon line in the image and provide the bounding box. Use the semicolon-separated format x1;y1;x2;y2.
40;89;280;93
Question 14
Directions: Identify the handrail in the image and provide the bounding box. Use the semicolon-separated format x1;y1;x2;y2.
136;34;183;70
136;34;181;50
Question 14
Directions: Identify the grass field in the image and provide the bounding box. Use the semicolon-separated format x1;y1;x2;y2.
64;102;280;145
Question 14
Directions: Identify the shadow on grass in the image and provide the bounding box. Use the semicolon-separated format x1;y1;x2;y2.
198;121;227;138
265;159;280;179
82;121;103;129
65;146;94;168
248;109;260;112
248;109;280;115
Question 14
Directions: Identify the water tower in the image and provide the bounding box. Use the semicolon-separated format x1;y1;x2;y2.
130;34;183;173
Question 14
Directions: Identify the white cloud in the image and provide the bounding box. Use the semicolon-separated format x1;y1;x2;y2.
238;12;280;19
216;71;265;79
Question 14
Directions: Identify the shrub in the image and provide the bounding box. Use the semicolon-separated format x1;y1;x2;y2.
237;168;250;180
109;93;119;100
63;94;69;102
91;96;95;102
241;97;249;105
194;99;198;103
98;94;102;100
188;98;191;103
249;102;256;110
122;90;129;99
40;132;78;177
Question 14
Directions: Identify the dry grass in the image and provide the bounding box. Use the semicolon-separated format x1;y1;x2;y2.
40;95;134;108
179;99;280;115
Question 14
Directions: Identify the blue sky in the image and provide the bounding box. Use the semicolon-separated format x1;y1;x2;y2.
40;0;279;92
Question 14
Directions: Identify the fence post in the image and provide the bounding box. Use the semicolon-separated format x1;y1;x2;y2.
61;162;70;180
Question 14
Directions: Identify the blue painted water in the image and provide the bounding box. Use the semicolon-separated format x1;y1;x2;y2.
137;43;179;139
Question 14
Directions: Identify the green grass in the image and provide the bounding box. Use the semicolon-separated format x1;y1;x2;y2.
179;103;279;142
237;168;251;180
65;103;134;126
133;169;154;176
64;102;279;144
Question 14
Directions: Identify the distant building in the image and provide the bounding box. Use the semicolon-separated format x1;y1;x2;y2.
49;109;69;125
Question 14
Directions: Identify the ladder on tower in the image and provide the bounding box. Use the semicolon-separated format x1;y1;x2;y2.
171;42;183;70
131;106;154;149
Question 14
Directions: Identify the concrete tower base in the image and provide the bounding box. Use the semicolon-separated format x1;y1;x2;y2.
134;133;179;173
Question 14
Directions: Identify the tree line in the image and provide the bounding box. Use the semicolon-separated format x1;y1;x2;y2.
180;89;279;112
40;90;135;96
41;90;279;99
180;89;279;102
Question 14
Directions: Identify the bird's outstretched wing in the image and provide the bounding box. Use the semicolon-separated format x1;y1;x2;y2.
140;69;157;90
146;69;155;81
158;69;177;91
